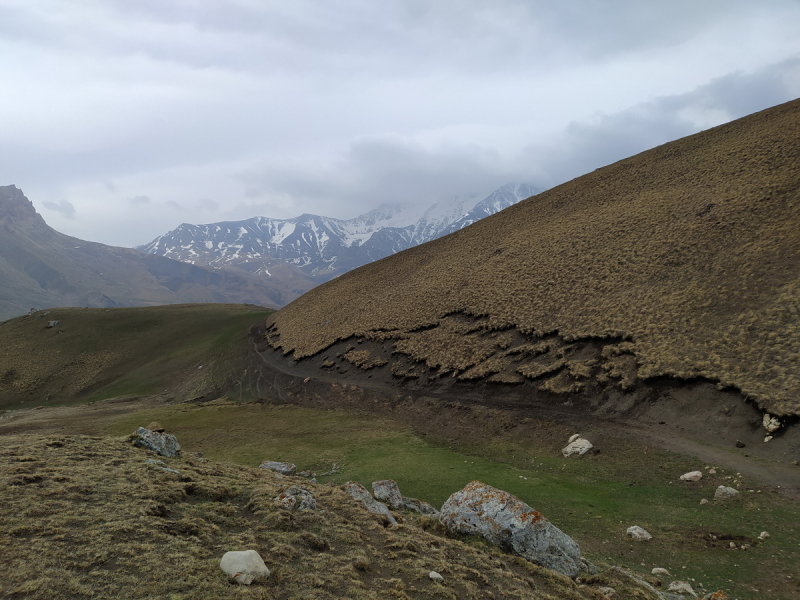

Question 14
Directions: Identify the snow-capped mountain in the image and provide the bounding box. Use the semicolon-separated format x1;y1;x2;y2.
137;183;537;293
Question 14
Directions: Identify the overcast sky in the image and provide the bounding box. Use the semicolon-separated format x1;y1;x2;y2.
2;1;799;247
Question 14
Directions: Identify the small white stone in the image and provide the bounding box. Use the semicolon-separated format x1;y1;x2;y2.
763;414;781;433
680;471;703;482
708;468;716;475
429;571;444;583
597;586;616;597
626;525;652;541
700;498;709;505
568;433;581;443
759;531;770;540
220;550;270;585
652;567;670;576
764;435;773;442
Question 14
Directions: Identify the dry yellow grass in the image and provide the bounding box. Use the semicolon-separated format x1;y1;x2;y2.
267;99;800;416
0;433;666;599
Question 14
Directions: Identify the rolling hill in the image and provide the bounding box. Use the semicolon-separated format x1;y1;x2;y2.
263;99;800;418
0;186;307;320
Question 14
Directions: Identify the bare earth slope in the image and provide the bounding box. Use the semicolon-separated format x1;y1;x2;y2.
266;99;800;417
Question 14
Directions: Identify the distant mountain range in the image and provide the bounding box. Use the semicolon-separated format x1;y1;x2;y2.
0;186;302;321
137;183;537;282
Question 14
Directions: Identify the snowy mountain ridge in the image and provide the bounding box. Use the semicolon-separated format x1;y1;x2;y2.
137;183;537;289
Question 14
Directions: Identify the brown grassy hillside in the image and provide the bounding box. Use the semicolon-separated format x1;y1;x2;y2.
0;433;666;599
266;100;800;416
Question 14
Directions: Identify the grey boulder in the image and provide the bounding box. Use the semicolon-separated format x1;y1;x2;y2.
372;480;404;509
132;427;181;458
439;480;584;578
343;481;397;525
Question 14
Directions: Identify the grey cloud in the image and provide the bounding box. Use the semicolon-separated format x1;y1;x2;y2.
42;199;76;219
165;201;184;210
129;195;151;205
237;136;524;218
196;199;219;211
527;58;800;188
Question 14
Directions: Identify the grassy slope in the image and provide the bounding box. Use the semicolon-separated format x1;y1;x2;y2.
1;433;656;600
266;99;800;416
102;401;800;600
0;304;272;409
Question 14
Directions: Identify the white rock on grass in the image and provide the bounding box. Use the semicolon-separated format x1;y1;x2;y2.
220;550;270;585
132;427;181;458
700;498;709;505
652;567;670;576
343;481;397;525
680;471;703;482
429;571;444;583
372;480;404;510
758;531;770;540
626;526;652;541
597;586;616;597
714;485;739;500
259;461;296;475
439;481;586;578
668;580;695;596
568;433;581;443
562;436;594;458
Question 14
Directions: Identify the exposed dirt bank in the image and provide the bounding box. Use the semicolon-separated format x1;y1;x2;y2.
249;323;800;498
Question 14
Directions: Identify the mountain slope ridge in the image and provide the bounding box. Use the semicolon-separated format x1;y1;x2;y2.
0;186;297;320
264;99;800;417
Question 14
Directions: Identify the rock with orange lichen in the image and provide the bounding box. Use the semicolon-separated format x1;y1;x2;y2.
439;480;586;577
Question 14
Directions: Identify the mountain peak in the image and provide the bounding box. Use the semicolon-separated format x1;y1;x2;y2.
0;185;43;225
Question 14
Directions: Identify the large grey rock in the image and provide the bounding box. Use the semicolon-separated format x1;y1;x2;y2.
372;480;403;509
714;485;739;500
273;486;316;511
668;580;696;596
343;481;397;525
259;461;296;475
220;549;270;585
439;481;584;578
132;427;181;458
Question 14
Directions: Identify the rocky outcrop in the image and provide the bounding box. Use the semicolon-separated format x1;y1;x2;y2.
372;479;439;517
132;427;181;458
220;549;270;585
372;480;404;509
259;461;296;475
439;481;585;578
273;486;316;511
343;481;397;525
